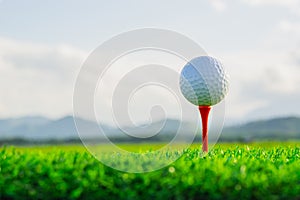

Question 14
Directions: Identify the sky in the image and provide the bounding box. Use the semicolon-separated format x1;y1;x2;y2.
0;0;300;125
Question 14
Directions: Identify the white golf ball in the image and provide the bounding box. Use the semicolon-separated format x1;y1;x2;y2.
180;56;229;106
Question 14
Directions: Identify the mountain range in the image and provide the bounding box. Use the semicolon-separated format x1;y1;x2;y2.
0;116;196;141
222;116;300;141
0;116;299;142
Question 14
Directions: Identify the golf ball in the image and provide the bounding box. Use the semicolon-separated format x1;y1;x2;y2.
180;56;229;106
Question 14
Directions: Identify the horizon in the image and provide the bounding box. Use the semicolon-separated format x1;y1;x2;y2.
1;113;300;127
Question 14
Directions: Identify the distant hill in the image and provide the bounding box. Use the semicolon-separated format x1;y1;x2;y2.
0;116;112;140
0;116;299;143
221;116;300;141
0;116;196;141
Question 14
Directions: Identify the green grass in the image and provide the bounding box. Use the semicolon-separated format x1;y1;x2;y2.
0;142;299;200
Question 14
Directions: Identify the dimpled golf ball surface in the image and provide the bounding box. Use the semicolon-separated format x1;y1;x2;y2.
180;56;229;106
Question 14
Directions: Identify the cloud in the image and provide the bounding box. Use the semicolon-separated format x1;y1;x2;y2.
242;0;300;15
0;37;88;119
0;38;193;126
1;12;300;125
217;42;300;123
210;0;227;12
279;20;300;33
210;0;300;14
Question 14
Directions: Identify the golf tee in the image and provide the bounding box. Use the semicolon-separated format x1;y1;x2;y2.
199;106;211;152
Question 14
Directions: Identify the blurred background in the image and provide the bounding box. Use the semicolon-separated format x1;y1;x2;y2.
1;0;300;144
